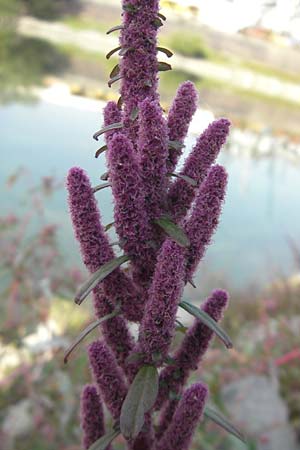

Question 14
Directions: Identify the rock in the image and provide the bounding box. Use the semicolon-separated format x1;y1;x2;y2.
222;374;299;450
2;399;34;449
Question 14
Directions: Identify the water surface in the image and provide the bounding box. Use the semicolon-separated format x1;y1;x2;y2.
1;99;299;292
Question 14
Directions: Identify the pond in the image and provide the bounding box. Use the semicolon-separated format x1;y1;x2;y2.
1;94;299;293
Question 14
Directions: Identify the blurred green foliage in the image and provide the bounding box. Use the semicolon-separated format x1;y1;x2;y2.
0;31;68;102
0;0;81;20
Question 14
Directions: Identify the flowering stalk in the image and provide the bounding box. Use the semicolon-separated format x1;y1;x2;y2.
166;81;198;172
155;289;229;411
80;385;106;449
154;383;208;450
65;0;237;448
168;118;230;221
88;340;127;420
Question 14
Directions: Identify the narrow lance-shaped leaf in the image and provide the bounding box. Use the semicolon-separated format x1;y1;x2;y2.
106;24;124;34
74;255;130;305
152;17;164;28
158;12;167;21
168;140;185;151
119;47;133;56
92;183;111;194
157;47;173;58
100;171;109;181
108;74;123;88
109;64;120;79
95;145;108;158
167;172;197;187
123;3;139;13
154;216;190;248
179;301;233;349
204;406;247;444
64;309;120;364
130;106;139;121
88;428;120;450
120;365;159;439
104;221;115;232
93;122;123;141
106;46;122;59
158;61;172;72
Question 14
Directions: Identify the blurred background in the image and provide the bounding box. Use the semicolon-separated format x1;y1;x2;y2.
1;0;300;449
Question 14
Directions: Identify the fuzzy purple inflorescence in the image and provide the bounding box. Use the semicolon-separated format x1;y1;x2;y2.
168;118;230;221
136;239;185;366
88;340;127;421
155;289;229;411
120;0;160;140
155;383;208;450
138;98;169;219
108;132;157;286
103;100;122;145
80;384;105;450
184;164;228;283
66;0;233;448
166;81;198;172
67;166;142;322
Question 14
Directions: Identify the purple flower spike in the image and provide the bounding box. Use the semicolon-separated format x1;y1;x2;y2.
175;289;229;371
168;118;230;221
138;98;169;219
137;240;185;365
184;164;228;282
155;289;229;410
154;383;208;450
167;81;198;172
80;385;105;450
108;132;156;286
93;285;134;376
155;397;180;441
67;167;114;273
67;166;142;322
67;169;134;368
88;340;127;421
103;101;122;144
120;0;160;141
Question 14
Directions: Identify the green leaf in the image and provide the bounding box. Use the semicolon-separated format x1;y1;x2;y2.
154;216;190;248
104;221;115;232
158;12;167;21
187;278;196;288
144;79;153;87
117;96;123;110
130;106;139;121
168;140;185;151
168;172;197;187
179;301;233;349
157;46;173;58
119;47;133;56
204;406;247;444
152;17;164;28
120;365;159;439
88;429;120;450
93;122;123;141
106;46;122;60
100;171;109;181
158;61;172;71
125;352;144;365
64;309;119;364
106;24;124;35
92;182;111;193
109;64;120;79
95;145;108;158
108;74;123;88
75;255;130;305
123;4;139;13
